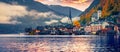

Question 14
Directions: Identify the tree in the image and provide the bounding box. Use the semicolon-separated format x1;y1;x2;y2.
73;20;81;28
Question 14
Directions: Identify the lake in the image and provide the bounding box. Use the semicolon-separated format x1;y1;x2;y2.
0;35;119;52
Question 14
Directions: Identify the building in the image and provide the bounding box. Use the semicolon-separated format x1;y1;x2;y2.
91;12;97;22
91;10;102;22
85;10;109;34
68;8;73;24
85;25;102;33
97;10;102;19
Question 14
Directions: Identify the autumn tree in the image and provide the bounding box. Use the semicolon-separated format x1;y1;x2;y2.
73;20;81;28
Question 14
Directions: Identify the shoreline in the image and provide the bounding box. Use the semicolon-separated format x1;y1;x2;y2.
0;35;99;38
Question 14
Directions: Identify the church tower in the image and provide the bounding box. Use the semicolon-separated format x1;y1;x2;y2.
68;8;73;24
97;10;102;20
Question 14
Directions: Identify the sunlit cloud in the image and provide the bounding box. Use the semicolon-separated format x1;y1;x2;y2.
35;0;93;11
61;0;88;4
60;17;69;23
60;17;80;23
45;20;59;25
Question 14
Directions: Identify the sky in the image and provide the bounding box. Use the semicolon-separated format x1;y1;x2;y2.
35;0;94;11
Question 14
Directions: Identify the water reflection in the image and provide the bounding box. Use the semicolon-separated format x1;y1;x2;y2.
0;35;119;52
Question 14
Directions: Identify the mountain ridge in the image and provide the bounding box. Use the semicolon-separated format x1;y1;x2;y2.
0;0;82;17
0;0;82;34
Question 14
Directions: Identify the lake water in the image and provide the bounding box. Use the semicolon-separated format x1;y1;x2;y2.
0;35;119;52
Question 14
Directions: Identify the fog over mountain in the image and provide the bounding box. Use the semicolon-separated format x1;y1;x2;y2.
0;0;82;34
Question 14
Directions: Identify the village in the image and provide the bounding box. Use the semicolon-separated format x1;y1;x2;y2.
25;9;120;35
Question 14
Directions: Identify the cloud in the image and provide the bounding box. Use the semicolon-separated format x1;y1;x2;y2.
45;20;59;25
28;10;62;19
72;17;80;21
60;17;80;23
0;2;62;25
35;0;93;11
0;2;80;25
61;0;88;4
0;2;28;24
60;17;69;23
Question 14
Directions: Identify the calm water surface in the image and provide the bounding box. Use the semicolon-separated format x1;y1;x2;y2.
0;35;119;52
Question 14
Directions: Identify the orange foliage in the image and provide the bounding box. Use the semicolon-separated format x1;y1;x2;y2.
101;0;110;17
80;0;120;24
73;20;81;27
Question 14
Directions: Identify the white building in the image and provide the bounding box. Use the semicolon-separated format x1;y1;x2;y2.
91;12;97;22
91;10;102;23
97;10;102;20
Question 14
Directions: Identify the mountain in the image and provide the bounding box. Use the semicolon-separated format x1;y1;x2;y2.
0;0;81;17
0;24;25;34
80;0;100;15
0;0;82;34
80;0;120;25
48;5;81;17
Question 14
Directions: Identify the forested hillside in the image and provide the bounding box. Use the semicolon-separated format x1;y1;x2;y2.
80;0;120;25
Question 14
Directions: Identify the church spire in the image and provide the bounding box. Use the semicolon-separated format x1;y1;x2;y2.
68;8;73;24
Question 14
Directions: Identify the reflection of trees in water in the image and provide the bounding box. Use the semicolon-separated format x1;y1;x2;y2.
106;35;120;52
